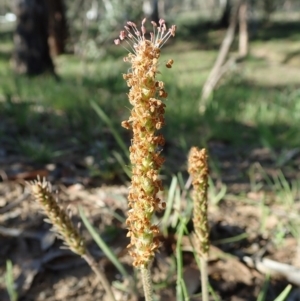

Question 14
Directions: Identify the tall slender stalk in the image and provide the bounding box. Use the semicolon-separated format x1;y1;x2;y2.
82;251;116;301
141;265;154;301
114;18;176;298
200;258;209;301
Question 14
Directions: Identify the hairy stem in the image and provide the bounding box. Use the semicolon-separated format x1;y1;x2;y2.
200;257;209;301
141;265;154;301
82;251;116;301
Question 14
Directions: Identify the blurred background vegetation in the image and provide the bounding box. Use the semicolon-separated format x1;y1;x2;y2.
0;0;300;182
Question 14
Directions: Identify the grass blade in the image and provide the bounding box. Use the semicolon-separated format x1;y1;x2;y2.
257;274;270;301
162;175;178;236
176;218;189;301
274;284;292;301
213;232;248;245
5;260;18;301
172;184;182;228
91;100;129;157
112;150;131;179
79;206;128;278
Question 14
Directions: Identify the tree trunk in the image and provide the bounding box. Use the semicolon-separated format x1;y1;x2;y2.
263;0;276;21
46;0;68;56
158;0;165;19
200;0;241;111
12;0;55;76
143;0;159;24
218;0;231;28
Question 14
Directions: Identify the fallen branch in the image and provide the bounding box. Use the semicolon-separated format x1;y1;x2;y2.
243;255;300;286
200;0;241;113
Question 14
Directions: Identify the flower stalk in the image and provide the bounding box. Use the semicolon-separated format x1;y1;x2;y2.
188;147;210;301
115;18;176;300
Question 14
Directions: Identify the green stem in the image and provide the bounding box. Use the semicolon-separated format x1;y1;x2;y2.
141;265;154;301
200;257;209;301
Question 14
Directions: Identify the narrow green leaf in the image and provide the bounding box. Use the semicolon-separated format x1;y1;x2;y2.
257;274;270;301
274;284;292;301
172;184;182;228
79;206;128;278
213;232;248;245
5;260;18;301
162;175;177;236
91;101;129;158
112;150;131;178
181;277;190;301
176;218;189;301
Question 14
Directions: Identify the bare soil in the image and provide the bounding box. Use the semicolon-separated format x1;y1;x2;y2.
1;138;300;301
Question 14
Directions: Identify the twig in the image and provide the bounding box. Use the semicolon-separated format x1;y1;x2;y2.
243;256;300;286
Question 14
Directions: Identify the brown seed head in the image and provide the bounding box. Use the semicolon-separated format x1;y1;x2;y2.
115;19;175;268
29;178;86;256
188;147;210;258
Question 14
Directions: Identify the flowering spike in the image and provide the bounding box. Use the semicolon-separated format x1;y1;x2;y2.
115;19;176;268
29;178;86;256
115;18;176;50
188;147;210;258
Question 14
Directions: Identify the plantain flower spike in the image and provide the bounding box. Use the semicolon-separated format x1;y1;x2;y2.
115;19;176;268
30;178;86;256
188;147;210;258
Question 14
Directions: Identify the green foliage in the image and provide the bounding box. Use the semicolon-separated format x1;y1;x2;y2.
5;260;18;301
91;101;129;158
176;219;189;301
256;276;291;301
79;206;129;278
274;285;292;301
257;274;270;301
18;139;59;164
208;177;227;205
161;175;178;236
1;40;300;176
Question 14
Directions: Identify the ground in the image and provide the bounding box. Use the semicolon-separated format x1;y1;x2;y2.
1;145;299;301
